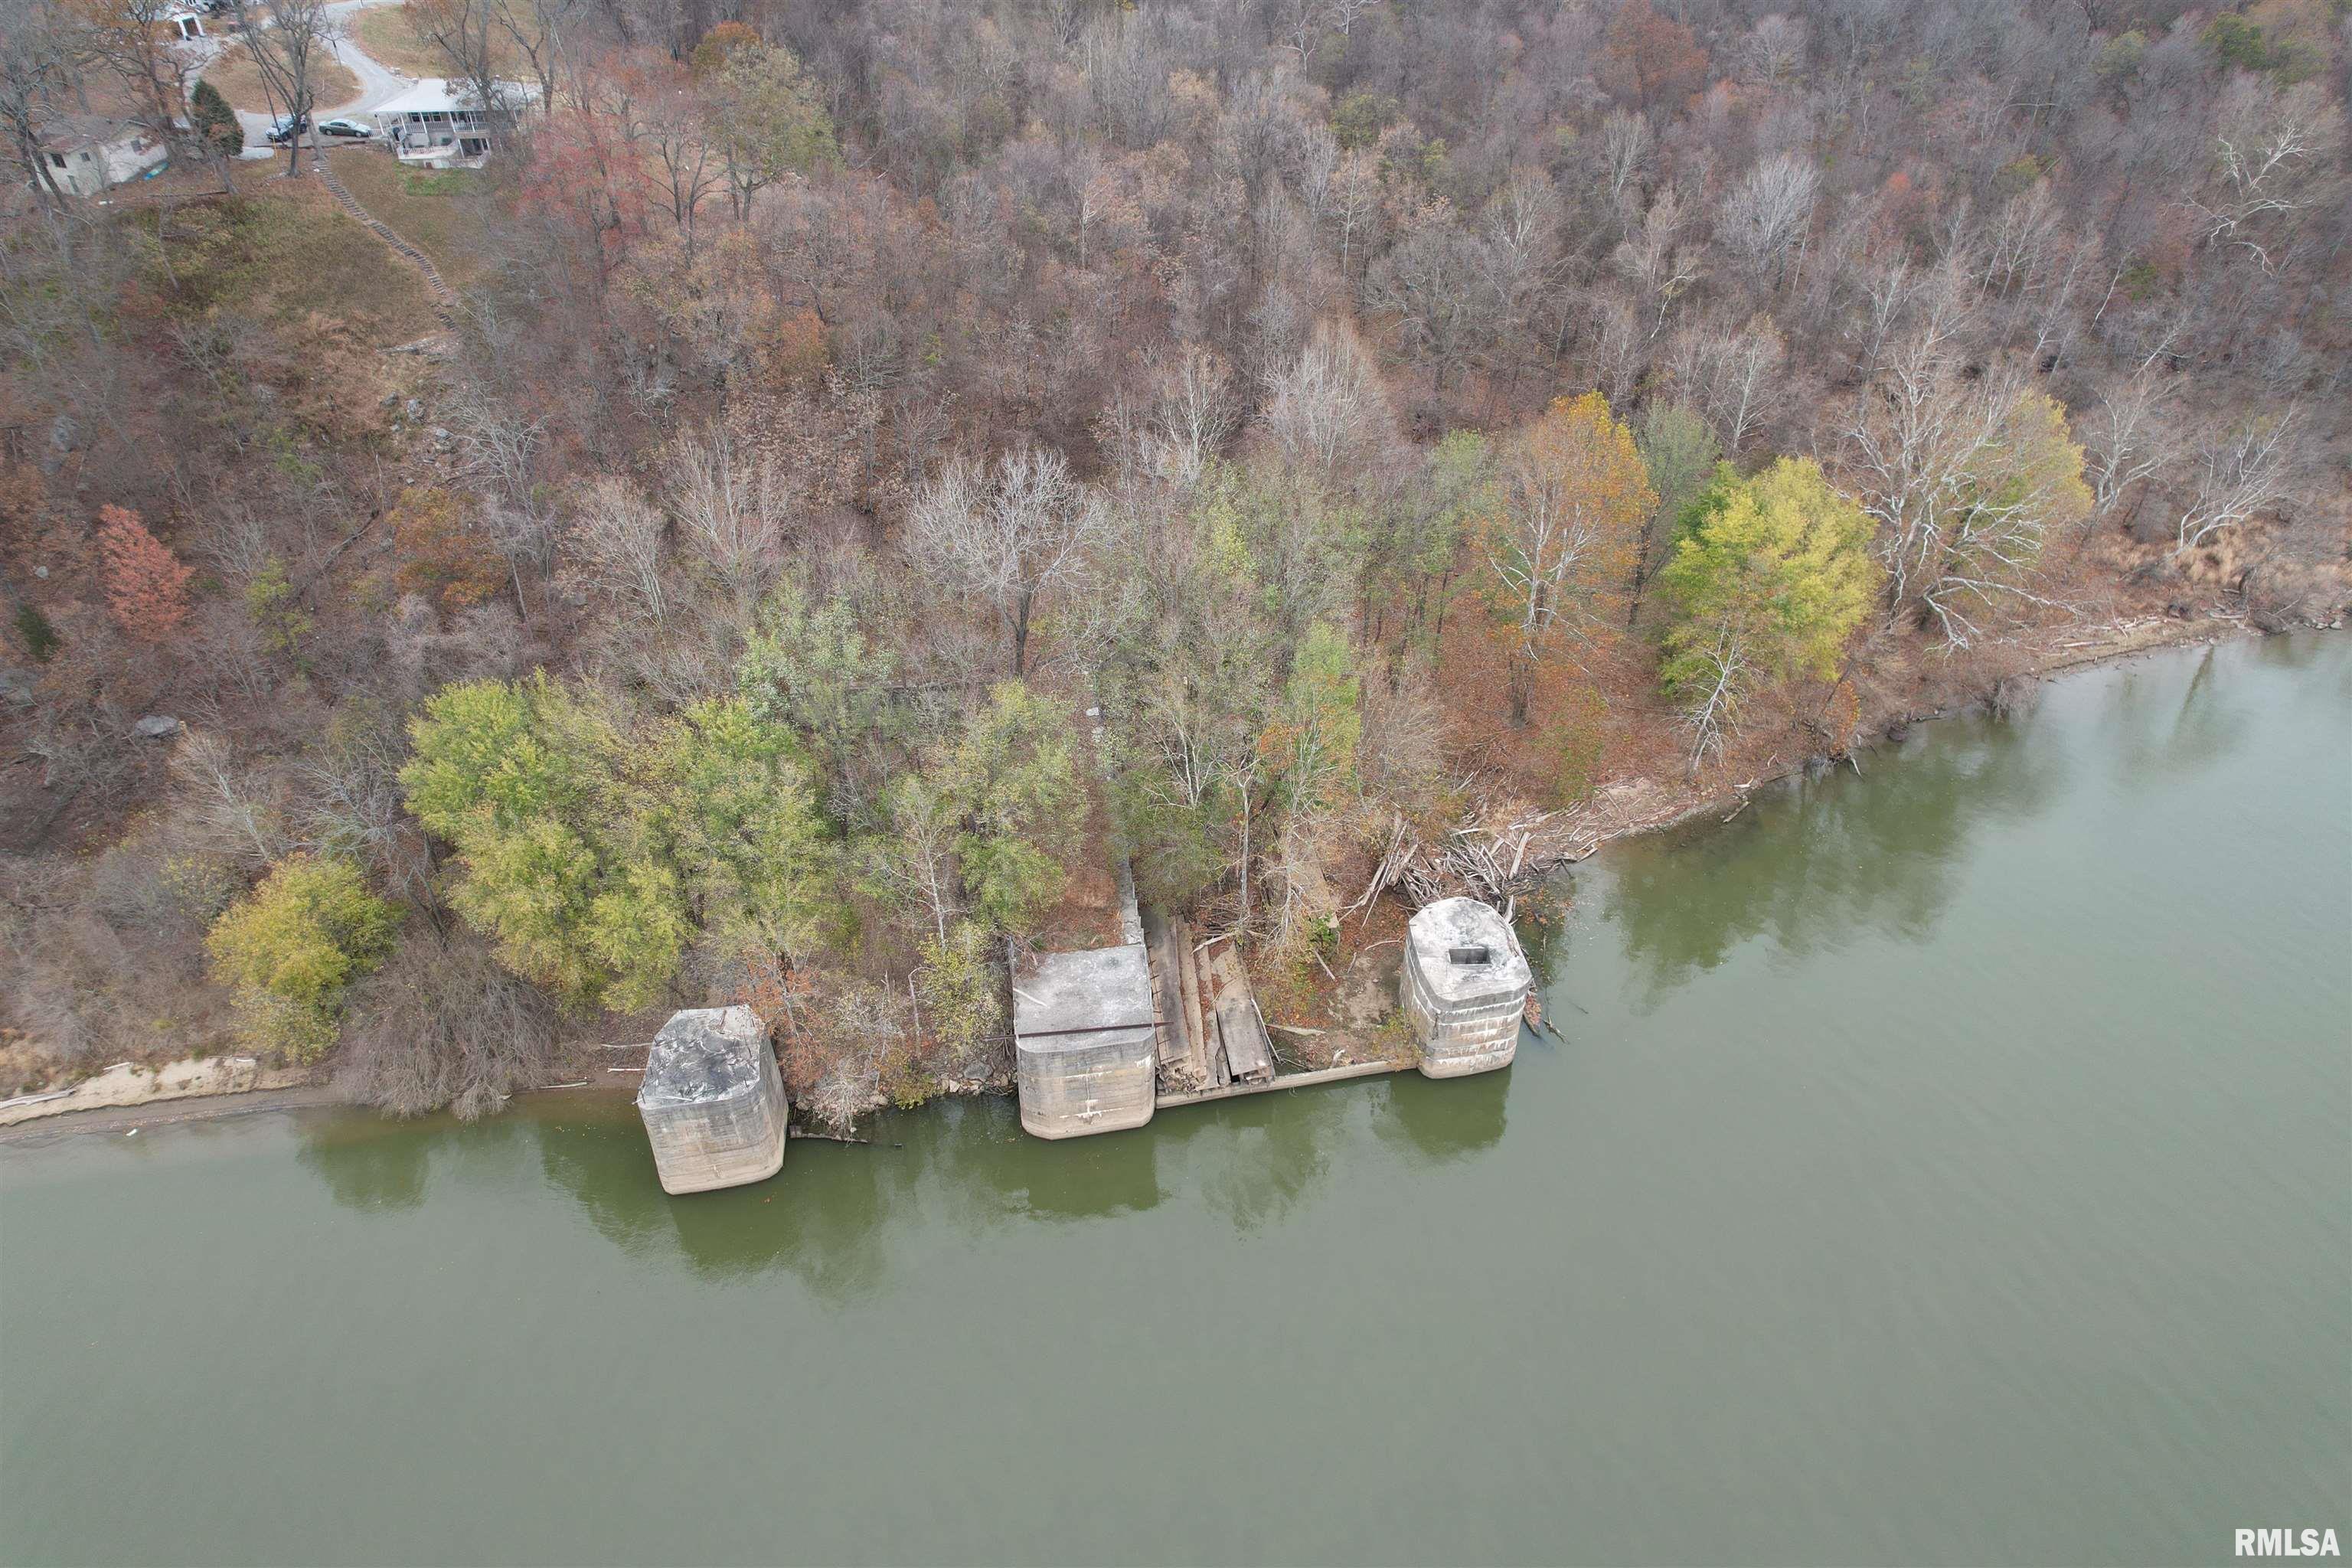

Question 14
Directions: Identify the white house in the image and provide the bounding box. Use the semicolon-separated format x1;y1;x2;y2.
369;79;537;168
35;116;168;198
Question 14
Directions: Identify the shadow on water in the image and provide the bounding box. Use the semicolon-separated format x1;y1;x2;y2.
1374;1067;1509;1164
1601;710;2063;1004
1148;1084;1351;1235
2100;644;2250;782
293;1110;435;1213
528;1106;892;1301
941;1101;1165;1224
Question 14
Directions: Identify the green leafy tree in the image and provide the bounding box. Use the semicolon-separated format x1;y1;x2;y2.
246;557;313;661
707;40;839;218
447;814;609;1004
913;920;1004;1060
737;580;906;816
942;682;1078;934
1364;431;1488;653
402;678;828;1010
1658;457;1881;769
638;697;832;962
189;78;243;162
1631;403;1719;623
401;673;605;841
1265;622;1361;816
207;856;399;1060
583;858;693;1013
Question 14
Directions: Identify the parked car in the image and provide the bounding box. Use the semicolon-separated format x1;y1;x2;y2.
317;117;374;140
265;114;309;145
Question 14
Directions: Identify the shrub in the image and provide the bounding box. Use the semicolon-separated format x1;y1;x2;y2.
207;856;399;1061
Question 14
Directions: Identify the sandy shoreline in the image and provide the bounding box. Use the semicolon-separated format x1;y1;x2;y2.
0;613;2288;1147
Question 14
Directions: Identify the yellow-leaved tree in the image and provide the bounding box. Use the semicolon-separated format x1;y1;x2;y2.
207;855;400;1061
1658;456;1881;769
1483;392;1654;726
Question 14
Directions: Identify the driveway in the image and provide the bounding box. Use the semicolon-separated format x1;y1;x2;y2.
188;0;417;158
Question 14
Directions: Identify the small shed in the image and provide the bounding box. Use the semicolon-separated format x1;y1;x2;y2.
635;1004;787;1194
1401;897;1531;1079
1012;944;1158;1138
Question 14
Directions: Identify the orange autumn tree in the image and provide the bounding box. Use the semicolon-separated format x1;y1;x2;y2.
1602;0;1709;112
390;486;508;609
1481;392;1653;727
95;505;194;645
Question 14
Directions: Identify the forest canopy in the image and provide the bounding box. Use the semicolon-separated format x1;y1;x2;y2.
3;0;2345;1119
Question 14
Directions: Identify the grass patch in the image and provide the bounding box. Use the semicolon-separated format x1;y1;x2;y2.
326;148;490;291
152;179;437;346
350;5;525;77
201;41;361;116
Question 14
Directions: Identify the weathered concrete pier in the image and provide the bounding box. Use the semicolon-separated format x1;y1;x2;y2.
635;1005;788;1194
1001;703;1534;1139
1011;942;1161;1138
1402;897;1532;1077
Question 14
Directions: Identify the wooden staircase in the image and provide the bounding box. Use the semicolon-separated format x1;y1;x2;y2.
312;152;459;327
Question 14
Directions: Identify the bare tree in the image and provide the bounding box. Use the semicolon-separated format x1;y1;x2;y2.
1612;188;1703;337
1263;317;1393;490
1123;343;1238;486
2079;368;2175;521
339;931;557;1120
1677;626;1749;774
0;0;77;211
1720;152;1818;292
170;731;290;869
78;0;204;166
1477;166;1564;404
1364;220;1494;407
1596;109;1654;214
220;0;339;176
2194;79;2344;275
1321;145;1383;281
1840;322;2093;645
908;446;1101;678
406;0;501;127
495;0;582;116
2174;407;2300;561
569;476;669;629
667;426;786;614
1741;13;1808;88
1667;312;1785;454
867;773;960;946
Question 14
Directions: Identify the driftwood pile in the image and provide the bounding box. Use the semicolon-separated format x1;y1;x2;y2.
1346;799;1589;916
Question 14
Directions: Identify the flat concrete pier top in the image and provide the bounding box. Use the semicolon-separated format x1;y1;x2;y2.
1013;944;1157;1049
1406;897;1532;1005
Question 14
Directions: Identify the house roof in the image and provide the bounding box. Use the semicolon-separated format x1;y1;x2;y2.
37;114;147;153
371;77;537;117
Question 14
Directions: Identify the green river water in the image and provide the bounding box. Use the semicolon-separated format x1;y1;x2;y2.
2;635;2347;1566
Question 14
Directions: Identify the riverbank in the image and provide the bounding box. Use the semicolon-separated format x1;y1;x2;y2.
12;631;2346;1566
0;610;2295;1143
1565;609;2253;855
